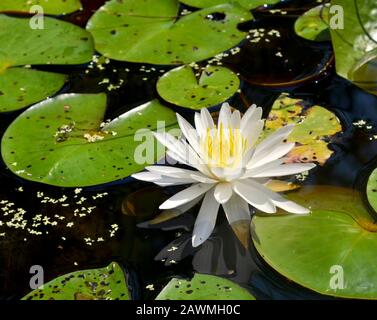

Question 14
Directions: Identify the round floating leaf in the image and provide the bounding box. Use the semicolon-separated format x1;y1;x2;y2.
330;0;377;95
1;94;178;187
86;0;252;65
0;0;82;15
366;167;377;213
261;93;342;165
0;14;94;112
180;0;279;10
157;65;240;109
156;273;255;300
22;262;130;300
294;4;331;41
252;185;377;299
0;68;66;112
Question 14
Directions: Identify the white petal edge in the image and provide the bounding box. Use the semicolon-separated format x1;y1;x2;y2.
159;183;214;210
214;182;233;204
192;188;220;247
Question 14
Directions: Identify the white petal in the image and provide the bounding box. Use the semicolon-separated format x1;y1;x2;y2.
240;105;263;135
194;112;204;137
190;173;218;184
242;179;309;214
218;103;231;128
254;125;294;157
132;171;162;182
192;189;220;247
243;158;287;179
159;183;214;210
233;181;276;213
250;163;316;178
222;194;250;224
200;108;214;130
154;132;190;160
167;194;205;215
247;142;295;169
146;166;197;179
244;119;264;148
231;110;241;129
176;113;202;157
214;182;233;204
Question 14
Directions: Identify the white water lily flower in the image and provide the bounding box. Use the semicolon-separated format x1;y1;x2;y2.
132;103;316;247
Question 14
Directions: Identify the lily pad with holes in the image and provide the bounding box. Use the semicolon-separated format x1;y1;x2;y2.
260;94;342;165
294;4;331;41
22;262;130;300
252;185;377;299
179;0;280;10
156;273;255;300
86;0;252;65
0;0;82;15
157;65;240;109
1;94;178;187
0;15;94;112
366;168;377;213
330;0;377;95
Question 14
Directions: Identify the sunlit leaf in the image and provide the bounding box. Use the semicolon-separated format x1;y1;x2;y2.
157;65;240;109
87;0;252;65
0;0;82;15
180;0;279;10
156;273;255;300
1;94;178;187
252;185;377;299
22;262;130;300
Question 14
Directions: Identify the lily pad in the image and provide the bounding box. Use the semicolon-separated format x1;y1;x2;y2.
366;168;377;214
22;262;130;300
86;0;252;65
252;185;377;299
157;65;240;109
1;94;178;187
0;14;94;112
179;0;280;10
0;68;66;113
261;94;342;165
330;0;377;95
156;273;255;300
0;0;82;15
294;4;331;41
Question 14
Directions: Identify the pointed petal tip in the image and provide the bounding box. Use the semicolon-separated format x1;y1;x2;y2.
191;234;205;248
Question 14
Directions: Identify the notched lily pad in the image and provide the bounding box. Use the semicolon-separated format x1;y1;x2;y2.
261;94;342;165
1;94;178;187
156;273;255;300
22;262;130;300
252;185;377;299
157;65;240;109
294;4;331;41
0;0;82;15
0;14;94;112
87;0;252;65
180;0;280;10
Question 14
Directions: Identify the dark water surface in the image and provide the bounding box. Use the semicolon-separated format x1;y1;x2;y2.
1;0;377;300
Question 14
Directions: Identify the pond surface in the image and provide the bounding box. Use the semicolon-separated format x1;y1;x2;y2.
1;0;377;300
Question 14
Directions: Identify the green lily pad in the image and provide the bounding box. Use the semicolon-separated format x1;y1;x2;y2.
22;262;131;300
330;0;377;95
1;94;178;187
0;14;94;112
179;0;280;10
0;0;82;15
366;168;377;214
156;273;255;300
86;0;252;65
261;93;342;165
294;4;331;41
0;68;66;113
252;186;377;299
157;65;240;109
